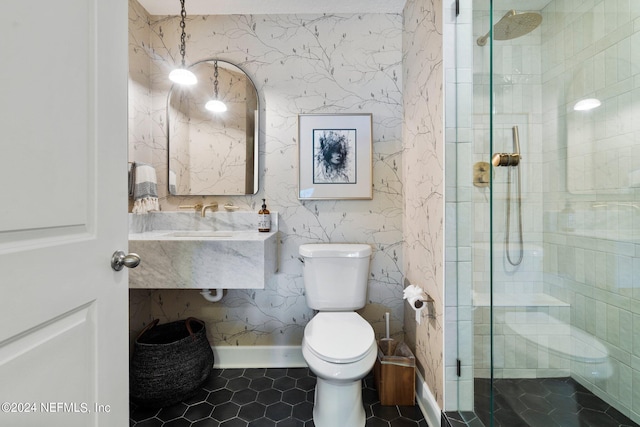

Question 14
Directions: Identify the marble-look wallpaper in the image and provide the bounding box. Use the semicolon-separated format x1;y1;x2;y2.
128;0;405;349
402;0;444;408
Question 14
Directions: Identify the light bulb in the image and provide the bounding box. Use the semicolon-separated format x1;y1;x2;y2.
205;99;227;113
169;68;197;85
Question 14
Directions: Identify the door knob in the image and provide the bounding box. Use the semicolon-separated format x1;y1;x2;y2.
111;251;141;271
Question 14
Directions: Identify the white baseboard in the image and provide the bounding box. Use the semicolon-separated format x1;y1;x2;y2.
415;370;442;427
212;345;307;369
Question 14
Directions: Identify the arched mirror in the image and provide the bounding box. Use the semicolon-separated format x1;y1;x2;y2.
167;59;259;195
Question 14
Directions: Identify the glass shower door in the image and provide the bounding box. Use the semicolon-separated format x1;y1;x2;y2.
466;0;640;426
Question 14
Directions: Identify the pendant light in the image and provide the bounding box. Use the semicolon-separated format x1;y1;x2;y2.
205;61;228;112
168;0;197;85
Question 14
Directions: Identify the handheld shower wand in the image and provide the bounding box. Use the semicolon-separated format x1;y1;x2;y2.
493;126;524;266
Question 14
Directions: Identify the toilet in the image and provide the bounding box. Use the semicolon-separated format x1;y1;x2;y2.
299;243;377;427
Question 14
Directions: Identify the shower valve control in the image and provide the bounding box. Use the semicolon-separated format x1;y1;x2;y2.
491;152;521;167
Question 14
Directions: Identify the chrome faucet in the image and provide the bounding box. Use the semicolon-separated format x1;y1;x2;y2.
201;202;219;217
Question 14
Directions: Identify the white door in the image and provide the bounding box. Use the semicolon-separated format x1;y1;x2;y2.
0;1;129;426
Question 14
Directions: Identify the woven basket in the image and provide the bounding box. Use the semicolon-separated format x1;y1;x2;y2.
130;317;214;408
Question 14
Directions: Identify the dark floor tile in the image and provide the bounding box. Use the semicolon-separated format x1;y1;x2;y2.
545;392;581;414
468;377;639;427
243;368;267;379
549;410;582;427
276;418;304;427
518;379;550;397
211;401;240;422
220;419;248;427
257;388;283;405
209;389;234;405
265;402;293;421
248;417;276;427
163;418;192;427
579;408;622;427
238;401;267;421
232;388;258;405
130;367;426;427
575;391;611;412
518;393;555;414
292;401;314;421
250;376;274;391
264;368;289;379
227;376;251;392
398;405;424;421
156;402;188;421
287;368;310;379
390;418;421;427
184;401;214;422
371;402;401;421
134;419;163;427
520;408;562;427
220;369;245;380
367;418;391;427
540;377;576;396
273;376;296;391
282;388;307;405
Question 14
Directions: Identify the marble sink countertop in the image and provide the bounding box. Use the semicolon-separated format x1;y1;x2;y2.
128;211;279;290
129;229;276;241
129;211;278;234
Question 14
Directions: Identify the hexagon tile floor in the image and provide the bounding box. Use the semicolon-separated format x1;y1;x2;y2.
129;367;429;427
443;377;638;427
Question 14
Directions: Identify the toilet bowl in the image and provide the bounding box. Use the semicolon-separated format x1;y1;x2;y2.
298;243;375;427
302;312;377;427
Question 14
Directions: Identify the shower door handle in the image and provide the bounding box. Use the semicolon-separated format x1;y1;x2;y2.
492;126;521;167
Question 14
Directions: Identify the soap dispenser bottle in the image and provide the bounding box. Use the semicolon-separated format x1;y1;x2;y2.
258;199;271;232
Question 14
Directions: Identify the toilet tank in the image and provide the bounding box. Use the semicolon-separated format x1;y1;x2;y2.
299;243;372;311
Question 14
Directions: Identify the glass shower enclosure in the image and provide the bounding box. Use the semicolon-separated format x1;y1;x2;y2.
455;0;640;425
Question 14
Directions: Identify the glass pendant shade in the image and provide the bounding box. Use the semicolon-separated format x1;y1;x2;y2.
169;67;197;85
205;99;227;112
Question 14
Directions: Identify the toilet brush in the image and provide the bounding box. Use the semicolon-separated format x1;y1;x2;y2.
379;312;396;355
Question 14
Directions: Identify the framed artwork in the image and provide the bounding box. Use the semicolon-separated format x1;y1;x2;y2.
297;113;373;200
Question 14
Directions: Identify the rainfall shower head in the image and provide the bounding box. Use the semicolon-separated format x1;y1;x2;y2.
477;9;542;46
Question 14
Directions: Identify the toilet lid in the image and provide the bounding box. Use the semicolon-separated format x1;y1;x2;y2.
304;312;374;364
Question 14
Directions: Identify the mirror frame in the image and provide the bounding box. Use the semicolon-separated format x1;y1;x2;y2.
166;59;259;196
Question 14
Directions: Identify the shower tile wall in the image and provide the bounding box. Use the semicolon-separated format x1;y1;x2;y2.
127;0;405;349
472;7;545;298
540;1;640;423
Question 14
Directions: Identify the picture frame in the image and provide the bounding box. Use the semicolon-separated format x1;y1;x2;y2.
297;113;373;200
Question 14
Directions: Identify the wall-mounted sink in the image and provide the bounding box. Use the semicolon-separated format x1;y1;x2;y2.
128;212;278;290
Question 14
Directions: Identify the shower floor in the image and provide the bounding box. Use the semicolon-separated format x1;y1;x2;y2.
130;367;428;426
469;377;638;427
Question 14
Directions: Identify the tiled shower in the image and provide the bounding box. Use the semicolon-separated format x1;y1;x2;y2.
448;0;640;424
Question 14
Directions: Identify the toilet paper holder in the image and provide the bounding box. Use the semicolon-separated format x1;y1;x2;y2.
403;278;435;317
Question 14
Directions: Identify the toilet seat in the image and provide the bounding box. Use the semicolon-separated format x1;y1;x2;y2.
304;312;374;364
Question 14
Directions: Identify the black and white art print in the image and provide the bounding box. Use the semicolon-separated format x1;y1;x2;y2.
313;129;356;184
298;114;372;200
